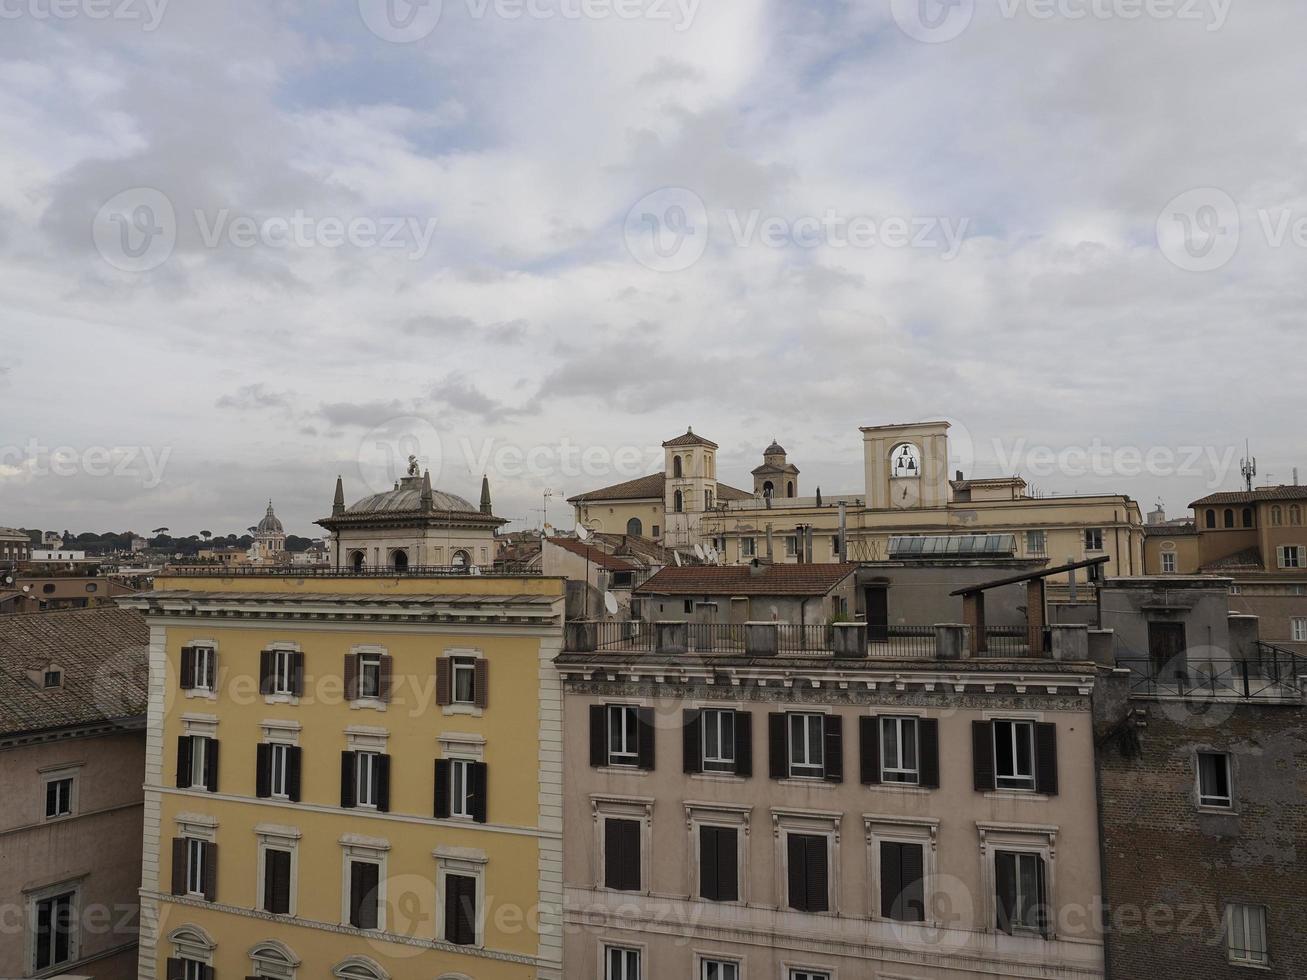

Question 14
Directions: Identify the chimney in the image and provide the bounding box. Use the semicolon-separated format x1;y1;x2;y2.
332;475;346;517
956;470;964;482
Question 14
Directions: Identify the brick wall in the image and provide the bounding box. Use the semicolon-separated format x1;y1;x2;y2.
1098;695;1307;979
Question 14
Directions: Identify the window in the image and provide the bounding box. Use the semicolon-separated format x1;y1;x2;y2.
356;752;381;808
32;891;74;970
185;837;207;896
269;743;291;798
257;740;301;801
45;776;73;818
995;850;1048;937
790;973;830;980
1084;528;1104;551
993;720;1036;791
785;833;830;912
626;517;643;536
43;669;61;688
743;538;758;557
702;709;736;774
608;705;639;766
1026;530;1046;555
340;743;391;810
1272;506;1283;526
179;960;209;980
674;490;684;513
1279;546;1304;569
1226;903;1268;966
651;524;660;538
604;818;642;891
698;825;739;902
262;847;293;914
673;455;683;478
185;646;215;691
880;716;920;784
705;489;714;510
177;735;217;792
1198;751;1232;808
358;654;382;700
879;840;925;921
443;872;479;946
452;656;477;704
591;705;653;770
450;759;473;818
1161;552;1178;573
1292;504;1304;526
702;959;739;980
1293;618;1307;643
683;599;695;615
1242;508;1254;528
788;713;825;778
785;535;799;557
347;859;381;929
1206;509;1217;529
268;648;296;696
1224;508;1236;529
605;946;641;980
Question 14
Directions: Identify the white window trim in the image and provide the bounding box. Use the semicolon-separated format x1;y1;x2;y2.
1225;902;1269;967
264;642;302;705
864;814;939;922
700;708;738;774
599;939;646;980
345;726;390;753
772;808;842;916
442;647;485;718
684;802;752;906
604;703;642;770
782;962;835;980
40;763;82;821
1195;750;1236;812
184;640;219;701
591;796;654;895
255;824;302;917
175;812;219;842
786;712;827;780
181;713;219;738
694;952;742;980
434;846;488;948
340;834;390;931
976;821;1059;940
247;938;300;979
1292;618;1307;643
166;925;216;968
261;720;302;746
348;644;389;712
25;878;83;974
437;732;486;763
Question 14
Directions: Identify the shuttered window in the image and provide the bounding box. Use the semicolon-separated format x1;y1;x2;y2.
262;848;292;914
445;873;478;946
698;825;739;902
342;751;391;812
995;850;1048;937
878;840;925;921
604;818;642;892
593;704;655;770
348;860;381;929
976;721;1058;795
785;833;829;912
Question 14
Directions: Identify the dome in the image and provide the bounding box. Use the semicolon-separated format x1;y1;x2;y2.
256;501;284;534
346;481;477;515
764;440;786;456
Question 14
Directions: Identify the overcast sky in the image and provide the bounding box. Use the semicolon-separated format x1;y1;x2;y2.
0;0;1302;538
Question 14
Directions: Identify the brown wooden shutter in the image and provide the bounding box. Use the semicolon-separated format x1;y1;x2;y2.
204;738;219;793
350;860;379;929
376;754;391;813
699;825;738;902
166;958;186;980
879;839;901;918
379;655;394;703
434;759;451;818
202;841;218;901
436;658;452;706
785;833;806;910
255;743;272;798
699;824;719;900
733;711;752;777
636;706;655;770
264;848;291;914
445;873;477;946
292;651;305;697
474;658;489;709
179;647;195;690
287;746;302;802
201;967;215;980
919;718;940;789
470;761;488;823
170;838;187;895
768;713;788;780
589;705;607;767
995;851;1017;934
682;709;702;774
340;751;356;808
1035;723;1059;795
972;721;996;792
176;736;192;788
259;649;273;696
901;842;925;921
860;716;881;785
604;818;641;891
344;653;358;702
805;835;829;912
823;715;844;783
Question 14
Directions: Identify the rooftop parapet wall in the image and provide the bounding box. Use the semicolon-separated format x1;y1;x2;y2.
152;570;564;597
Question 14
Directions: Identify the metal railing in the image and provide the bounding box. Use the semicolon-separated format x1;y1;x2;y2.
161;562;541;578
1118;643;1306;700
983;626;1037;657
594;620;656;652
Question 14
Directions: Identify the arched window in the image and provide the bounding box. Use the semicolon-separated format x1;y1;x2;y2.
168;925;216;974
1224;508;1235;528
391;549;408;572
1205;509;1217;529
332;956;389;980
1243;508;1254;528
452;549;471;567
673;490;683;513
1272;506;1284;526
349;550;365;572
626;518;643;537
763;481;775;498
672;455;683;478
248;939;299;979
787;481;795;497
1292;505;1303;526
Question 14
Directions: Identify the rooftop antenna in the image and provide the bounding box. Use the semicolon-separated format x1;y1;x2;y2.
1241;442;1257;492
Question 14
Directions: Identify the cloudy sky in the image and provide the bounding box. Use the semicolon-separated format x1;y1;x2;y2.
0;0;1302;538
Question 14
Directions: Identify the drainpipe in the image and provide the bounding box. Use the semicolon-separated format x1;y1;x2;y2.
838;501;848;563
766;524;774;563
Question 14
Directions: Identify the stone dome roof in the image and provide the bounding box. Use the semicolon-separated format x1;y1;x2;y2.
256;502;284;534
764;440;786;456
346;477;476;515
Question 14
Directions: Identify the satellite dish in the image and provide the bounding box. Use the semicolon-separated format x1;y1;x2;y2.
708;546;720;564
674;551;682;566
576;525;590;541
694;543;706;560
604;592;619;615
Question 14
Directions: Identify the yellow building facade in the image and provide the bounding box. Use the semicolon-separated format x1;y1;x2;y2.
123;571;564;980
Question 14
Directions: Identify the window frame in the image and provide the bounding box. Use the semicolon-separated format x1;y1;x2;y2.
435;846;488;948
270;648;296;696
879;715;920;785
701;708;737;774
1293;618;1307;643
978;822;1058;940
1161;552;1178;574
340;840;388;933
699;956;740;980
1226;902;1269;967
992;719;1037;792
269;742;292;800
1197;750;1234;810
449;758;474;819
185;837;208;897
994;848;1048;937
1084;528;1104;551
355;750;381;809
593;797;652;895
787;713;826;779
192;645;216;692
357;653;383;701
603;944;642;980
606;704;640;768
451;656;478;705
256;826;301;918
42;767;79;820
865;815;938;923
30;885;78;973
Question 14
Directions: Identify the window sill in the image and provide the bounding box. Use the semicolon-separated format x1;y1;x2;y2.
1228;960;1271;971
691;772;746;784
869;783;931;795
1198;804;1236;815
263;693;300;706
984;790;1049;802
183;689;217;701
442;703;483;718
349;699;387;713
597;766;649;777
780;777;837;789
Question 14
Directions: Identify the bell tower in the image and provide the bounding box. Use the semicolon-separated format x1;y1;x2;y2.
861;421;951;510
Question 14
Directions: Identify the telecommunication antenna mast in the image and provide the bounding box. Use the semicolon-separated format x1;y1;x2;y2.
1241;442;1257;492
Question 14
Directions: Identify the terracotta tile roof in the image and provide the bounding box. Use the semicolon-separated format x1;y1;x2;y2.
0;607;149;736
1201;547;1264;571
1191;486;1307;507
546;537;639;571
950;477;1027;491
568;472;754;504
662;429;718;449
716;483;754;501
634;562;857;597
1143;522;1198;536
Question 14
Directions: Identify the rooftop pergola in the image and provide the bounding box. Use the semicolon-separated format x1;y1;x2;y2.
950;556;1110;656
